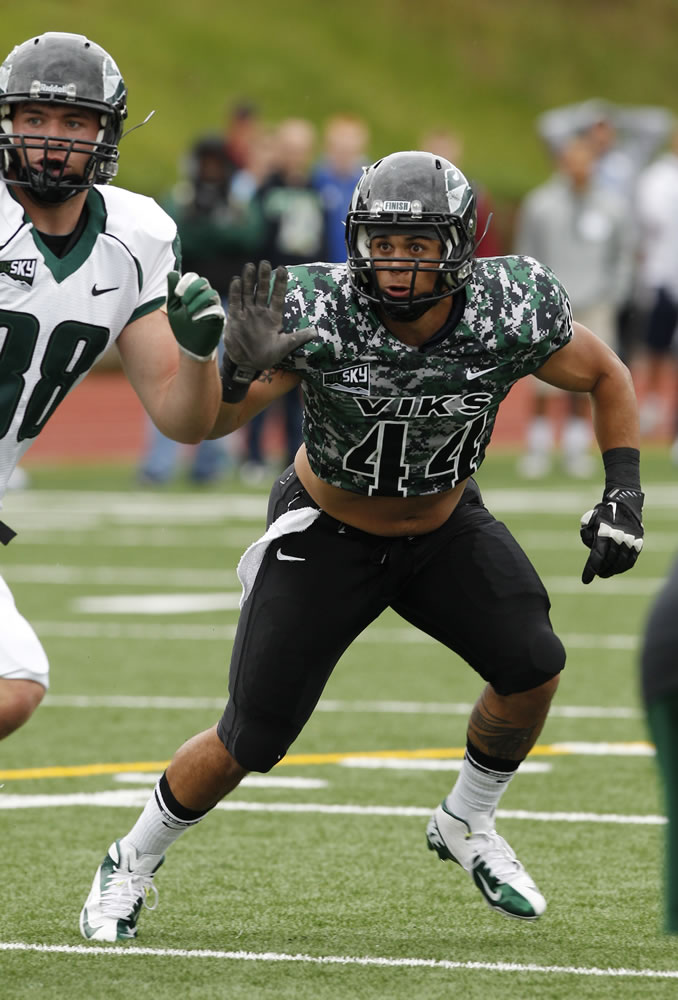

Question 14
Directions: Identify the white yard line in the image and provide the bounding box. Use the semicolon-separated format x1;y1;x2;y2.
10;530;256;548
2;565;239;585
0;792;664;824
0;564;669;595
42;694;642;720
0;940;676;980
112;773;328;789
339;758;552;773
72;593;243;614
9;527;678;549
31;620;641;649
5;483;678;515
514;530;678;550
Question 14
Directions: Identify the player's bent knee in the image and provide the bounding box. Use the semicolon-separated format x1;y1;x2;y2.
217;709;294;773
0;678;46;739
493;626;566;696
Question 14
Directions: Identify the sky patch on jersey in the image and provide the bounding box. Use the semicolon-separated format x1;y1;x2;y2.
0;258;37;285
323;363;371;395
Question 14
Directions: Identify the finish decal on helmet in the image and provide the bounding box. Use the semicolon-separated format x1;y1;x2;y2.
382;200;414;213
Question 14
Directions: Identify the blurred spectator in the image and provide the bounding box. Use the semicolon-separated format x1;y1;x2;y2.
242;117;329;482
255;117;327;266
312;113;370;263
419;127;501;257
536;98;673;200
537;99;674;363
137;130;264;485
221;99;261;175
228;124;279;215
634;127;678;448
514;135;634;478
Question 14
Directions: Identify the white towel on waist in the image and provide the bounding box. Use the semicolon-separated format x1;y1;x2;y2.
237;506;321;607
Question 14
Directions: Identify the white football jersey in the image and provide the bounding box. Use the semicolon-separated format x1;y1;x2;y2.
0;181;178;502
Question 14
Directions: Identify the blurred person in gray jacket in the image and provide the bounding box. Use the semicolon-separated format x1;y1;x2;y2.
515;135;634;477
634;128;678;447
537;98;673;200
537;99;674;365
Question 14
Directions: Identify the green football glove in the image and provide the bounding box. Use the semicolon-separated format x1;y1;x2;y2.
167;270;225;362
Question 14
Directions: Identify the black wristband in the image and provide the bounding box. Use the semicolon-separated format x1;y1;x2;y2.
602;447;641;491
220;353;260;403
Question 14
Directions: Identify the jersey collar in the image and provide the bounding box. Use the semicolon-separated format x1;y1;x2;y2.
22;187;108;284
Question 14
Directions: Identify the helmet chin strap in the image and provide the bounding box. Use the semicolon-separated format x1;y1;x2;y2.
377;265;451;321
14;161;85;204
379;292;438;322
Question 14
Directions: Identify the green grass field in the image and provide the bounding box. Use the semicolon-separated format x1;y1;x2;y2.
1;449;677;999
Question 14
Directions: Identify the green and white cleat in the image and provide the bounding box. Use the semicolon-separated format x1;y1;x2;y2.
80;840;164;942
426;802;546;920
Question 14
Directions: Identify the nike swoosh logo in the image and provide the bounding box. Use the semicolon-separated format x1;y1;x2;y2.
80;912;105;938
92;284;120;296
276;550;306;562
475;869;503;903
466;365;499;381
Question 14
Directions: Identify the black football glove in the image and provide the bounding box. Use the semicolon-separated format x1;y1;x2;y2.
221;260;318;402
580;486;644;584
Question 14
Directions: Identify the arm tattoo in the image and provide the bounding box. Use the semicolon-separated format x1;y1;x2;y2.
256;369;275;384
468;695;538;760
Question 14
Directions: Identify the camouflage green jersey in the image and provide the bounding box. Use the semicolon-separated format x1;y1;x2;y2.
277;256;573;497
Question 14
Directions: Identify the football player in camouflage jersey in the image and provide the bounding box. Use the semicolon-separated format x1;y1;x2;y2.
0;32;227;741
82;151;644;939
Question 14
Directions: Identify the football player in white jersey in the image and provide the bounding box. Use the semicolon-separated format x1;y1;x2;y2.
0;32;227;739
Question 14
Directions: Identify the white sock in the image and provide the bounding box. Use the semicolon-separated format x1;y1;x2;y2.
445;750;517;833
121;778;206;858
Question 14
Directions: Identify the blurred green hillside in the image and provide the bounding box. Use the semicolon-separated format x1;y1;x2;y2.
7;0;677;231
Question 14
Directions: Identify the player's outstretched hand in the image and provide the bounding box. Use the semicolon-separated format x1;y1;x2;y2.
167;271;225;362
220;260;318;402
580;487;644;584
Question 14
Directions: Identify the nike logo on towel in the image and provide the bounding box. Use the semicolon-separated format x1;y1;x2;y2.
276;550;306;562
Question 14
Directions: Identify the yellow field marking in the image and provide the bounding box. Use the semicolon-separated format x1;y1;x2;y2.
0;761;171;781
0;742;654;782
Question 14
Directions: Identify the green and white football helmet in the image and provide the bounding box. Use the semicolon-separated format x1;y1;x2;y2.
0;31;128;203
